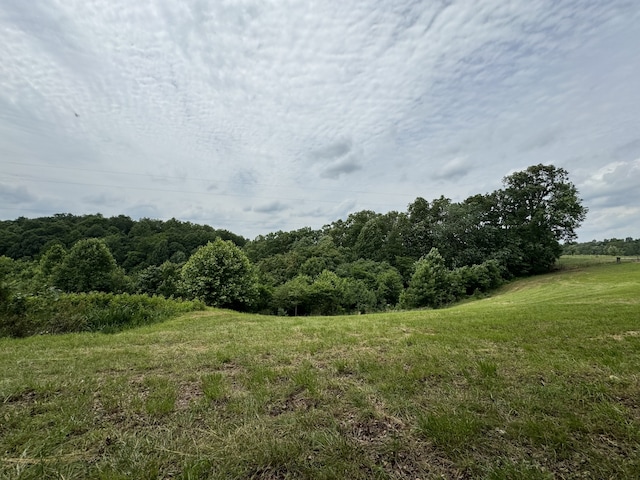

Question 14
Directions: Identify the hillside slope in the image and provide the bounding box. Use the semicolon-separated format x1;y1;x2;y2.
1;261;639;479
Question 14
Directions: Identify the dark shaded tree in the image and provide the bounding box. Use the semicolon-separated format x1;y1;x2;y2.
400;248;452;309
496;164;587;275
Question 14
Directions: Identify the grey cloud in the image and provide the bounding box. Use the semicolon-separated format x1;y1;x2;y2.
310;139;353;161
149;168;188;186
126;204;162;220
0;183;35;204
319;156;363;179
82;192;121;206
232;169;258;186
300;199;358;222
614;139;640;160
520;129;561;152
578;204;640;242
253;201;289;214
298;207;330;218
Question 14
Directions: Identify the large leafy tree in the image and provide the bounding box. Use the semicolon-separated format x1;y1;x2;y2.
181;238;257;310
496;164;588;275
54;239;122;293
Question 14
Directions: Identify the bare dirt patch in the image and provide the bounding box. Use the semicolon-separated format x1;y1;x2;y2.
176;381;203;410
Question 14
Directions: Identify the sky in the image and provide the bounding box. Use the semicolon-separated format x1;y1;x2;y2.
1;0;639;242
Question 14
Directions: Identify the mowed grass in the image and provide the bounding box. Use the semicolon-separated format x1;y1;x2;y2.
1;259;639;479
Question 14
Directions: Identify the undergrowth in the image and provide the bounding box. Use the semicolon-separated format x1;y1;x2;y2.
0;291;205;337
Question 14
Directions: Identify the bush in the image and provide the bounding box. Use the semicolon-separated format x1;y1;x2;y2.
135;261;182;298
0;291;205;337
400;248;453;309
181;238;258;310
451;260;504;298
53;239;125;293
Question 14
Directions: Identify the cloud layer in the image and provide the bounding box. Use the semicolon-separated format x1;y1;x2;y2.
1;0;639;240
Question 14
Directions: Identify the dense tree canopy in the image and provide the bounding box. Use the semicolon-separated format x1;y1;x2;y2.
0;164;590;316
400;248;452;309
0;214;246;272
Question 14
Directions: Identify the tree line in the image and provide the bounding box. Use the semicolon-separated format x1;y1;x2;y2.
0;214;245;270
1;164;588;318
563;238;640;257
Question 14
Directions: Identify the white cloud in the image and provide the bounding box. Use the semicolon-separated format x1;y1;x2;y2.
581;159;640;207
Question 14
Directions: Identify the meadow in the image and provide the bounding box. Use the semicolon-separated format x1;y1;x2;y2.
1;257;639;479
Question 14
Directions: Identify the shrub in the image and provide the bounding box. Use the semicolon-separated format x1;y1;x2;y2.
400;248;453;309
0;291;205;337
53;239;125;293
181;238;258;310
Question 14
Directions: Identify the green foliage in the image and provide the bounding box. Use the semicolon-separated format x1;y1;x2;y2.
450;260;504;297
306;270;346;315
0;256;14;304
272;274;312;316
403;196;451;259
375;268;404;307
53;238;124;293
244;227;320;262
134;261;182;297
401;248;453;309
496;164;588;275
0;255;43;296
564;237;640;257
273;271;380;315
0;164;588;315
0;214;246;272
353;211;405;264
341;277;378;313
0;291;204;337
38;243;67;278
336;259;404;308
180;238;258;309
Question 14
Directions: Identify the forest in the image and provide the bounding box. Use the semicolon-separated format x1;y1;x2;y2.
1;164;594;334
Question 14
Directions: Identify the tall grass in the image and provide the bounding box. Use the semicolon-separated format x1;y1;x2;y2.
0;291;205;337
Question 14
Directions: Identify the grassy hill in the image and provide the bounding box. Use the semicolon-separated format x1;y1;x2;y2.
1;258;639;479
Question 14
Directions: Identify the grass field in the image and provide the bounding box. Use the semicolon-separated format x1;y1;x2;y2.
1;257;639;479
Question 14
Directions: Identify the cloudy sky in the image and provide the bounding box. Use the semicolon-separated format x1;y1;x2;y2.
2;0;639;241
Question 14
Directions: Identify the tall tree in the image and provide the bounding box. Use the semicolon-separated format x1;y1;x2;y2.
496;164;587;275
